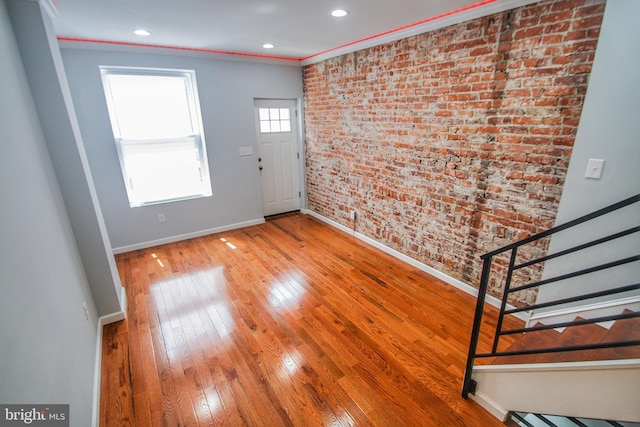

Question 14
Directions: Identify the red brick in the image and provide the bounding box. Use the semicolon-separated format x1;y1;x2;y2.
544;86;576;96
513;154;528;162
567;64;593;74
543;10;574;23
530;127;560;135
534;67;564;77
470;46;494;56
513;116;542;125
587;28;600;39
563;40;599;54
573;15;604;31
573;4;605;17
506;89;532;97
544;21;571;33
533;97;559;107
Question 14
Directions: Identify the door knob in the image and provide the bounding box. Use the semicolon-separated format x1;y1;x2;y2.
258;157;262;162
259;166;263;171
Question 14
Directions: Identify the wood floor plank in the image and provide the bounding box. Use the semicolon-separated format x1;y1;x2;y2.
99;321;135;427
102;212;515;426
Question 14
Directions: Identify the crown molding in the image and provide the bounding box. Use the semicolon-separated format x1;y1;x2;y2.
301;0;541;66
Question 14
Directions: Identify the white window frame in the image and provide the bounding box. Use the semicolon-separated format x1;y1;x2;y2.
100;66;212;207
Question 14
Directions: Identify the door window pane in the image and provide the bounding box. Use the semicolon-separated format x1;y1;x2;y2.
259;107;292;134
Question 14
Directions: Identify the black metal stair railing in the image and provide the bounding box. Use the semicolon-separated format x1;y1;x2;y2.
462;193;640;398
508;411;636;427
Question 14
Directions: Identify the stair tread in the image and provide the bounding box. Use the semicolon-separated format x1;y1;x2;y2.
550;318;608;363
583;309;640;361
494;323;561;364
491;311;640;365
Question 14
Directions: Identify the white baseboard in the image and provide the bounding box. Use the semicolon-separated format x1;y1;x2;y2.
100;290;127;325
119;286;127;319
528;295;640;329
301;209;529;322
469;390;508;422
112;218;266;254
91;316;103;427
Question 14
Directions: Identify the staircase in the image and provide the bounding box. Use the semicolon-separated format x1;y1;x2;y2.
507;412;640;427
461;194;640;424
495;312;640;365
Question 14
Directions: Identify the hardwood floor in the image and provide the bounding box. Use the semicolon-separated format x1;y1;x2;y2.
103;212;517;426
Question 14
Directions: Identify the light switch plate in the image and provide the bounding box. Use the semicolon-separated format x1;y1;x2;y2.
239;146;254;156
585;158;605;179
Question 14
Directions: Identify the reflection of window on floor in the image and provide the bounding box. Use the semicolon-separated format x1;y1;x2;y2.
259;108;291;133
100;67;212;207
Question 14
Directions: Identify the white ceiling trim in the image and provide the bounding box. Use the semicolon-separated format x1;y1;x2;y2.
57;38;304;67
301;0;542;66
36;0;58;19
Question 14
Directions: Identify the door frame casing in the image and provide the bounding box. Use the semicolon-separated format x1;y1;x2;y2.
253;98;305;217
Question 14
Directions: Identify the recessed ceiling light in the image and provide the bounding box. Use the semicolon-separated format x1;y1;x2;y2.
134;29;151;36
331;9;348;18
263;43;275;49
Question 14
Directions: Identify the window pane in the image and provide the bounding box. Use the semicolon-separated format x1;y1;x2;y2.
260;121;271;133
270;121;281;132
106;74;194;140
122;138;210;206
269;108;280;120
280;120;291;132
280;108;290;120
259;108;270;121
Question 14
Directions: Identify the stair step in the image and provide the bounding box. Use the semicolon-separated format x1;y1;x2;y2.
550;318;607;363
494;323;561;365
583;309;640;361
492;311;640;365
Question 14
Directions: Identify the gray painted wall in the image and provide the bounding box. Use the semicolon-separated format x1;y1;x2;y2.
535;0;640;312
61;48;304;250
8;0;123;316
0;0;98;424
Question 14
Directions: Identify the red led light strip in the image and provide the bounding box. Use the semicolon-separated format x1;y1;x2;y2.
56;37;302;62
57;0;496;63
301;0;496;61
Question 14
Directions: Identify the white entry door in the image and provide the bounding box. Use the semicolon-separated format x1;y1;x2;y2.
254;99;301;216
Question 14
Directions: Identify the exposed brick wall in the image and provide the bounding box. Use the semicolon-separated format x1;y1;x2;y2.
303;0;605;301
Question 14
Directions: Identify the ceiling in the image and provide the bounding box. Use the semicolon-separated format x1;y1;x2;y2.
50;0;536;64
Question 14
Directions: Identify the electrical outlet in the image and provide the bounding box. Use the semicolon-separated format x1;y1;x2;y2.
158;213;166;223
350;210;356;220
82;302;89;321
585;158;605;179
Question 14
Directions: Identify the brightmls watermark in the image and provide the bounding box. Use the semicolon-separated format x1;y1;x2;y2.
0;405;68;426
